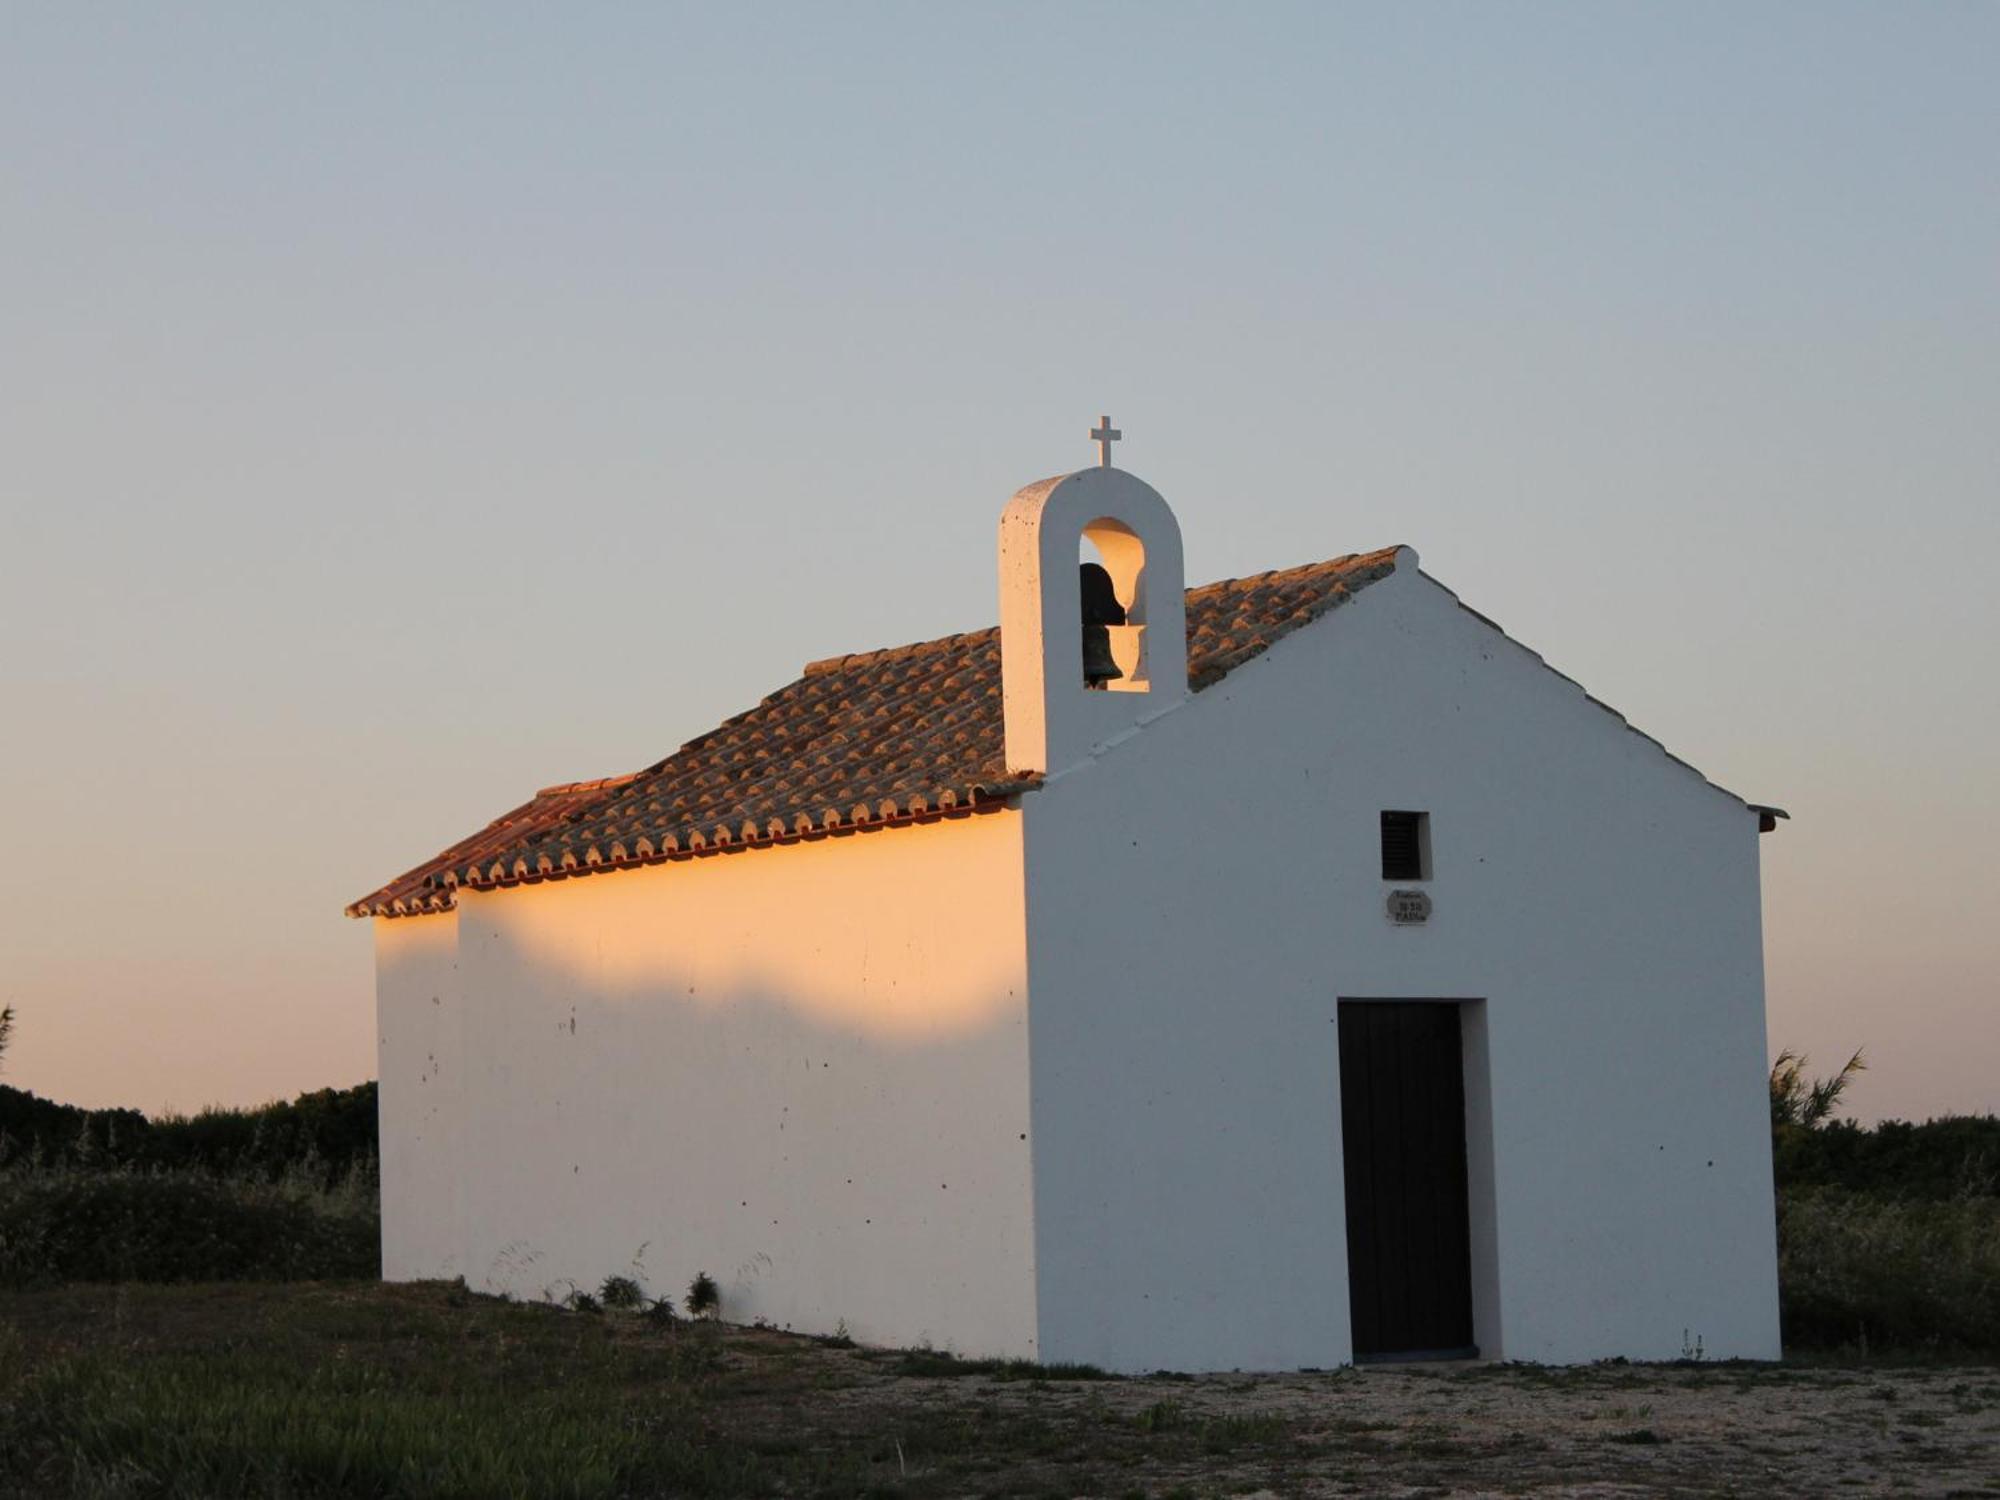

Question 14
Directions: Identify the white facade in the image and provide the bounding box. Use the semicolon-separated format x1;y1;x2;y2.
371;463;1781;1371
1020;550;1777;1371
376;809;1040;1358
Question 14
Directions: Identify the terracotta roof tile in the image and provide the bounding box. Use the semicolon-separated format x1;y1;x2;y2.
347;549;1400;917
345;775;639;917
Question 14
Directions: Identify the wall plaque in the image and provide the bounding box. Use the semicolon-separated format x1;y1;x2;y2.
1386;889;1432;925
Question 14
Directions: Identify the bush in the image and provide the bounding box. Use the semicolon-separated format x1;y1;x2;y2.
1774;1115;2000;1200
0;1088;149;1171
0;1166;378;1286
0;1081;379;1187
1779;1187;2000;1353
684;1272;719;1319
641;1297;678;1330
147;1084;381;1184
598;1275;644;1310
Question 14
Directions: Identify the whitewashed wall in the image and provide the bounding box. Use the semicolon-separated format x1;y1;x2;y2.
375;540;1779;1373
1021;557;1780;1372
375;810;1039;1358
376;912;464;1281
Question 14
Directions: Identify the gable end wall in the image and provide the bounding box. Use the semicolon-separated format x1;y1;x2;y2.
1021;566;1780;1371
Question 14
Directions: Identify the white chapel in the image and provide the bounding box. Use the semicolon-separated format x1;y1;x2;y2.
351;427;1785;1371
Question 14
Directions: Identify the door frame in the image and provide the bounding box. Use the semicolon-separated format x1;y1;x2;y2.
1335;996;1501;1363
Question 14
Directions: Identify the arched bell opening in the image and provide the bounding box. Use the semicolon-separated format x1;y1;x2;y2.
1079;519;1150;693
997;463;1188;776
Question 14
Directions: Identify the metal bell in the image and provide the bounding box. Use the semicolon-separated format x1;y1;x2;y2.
1082;624;1123;688
1079;561;1127;689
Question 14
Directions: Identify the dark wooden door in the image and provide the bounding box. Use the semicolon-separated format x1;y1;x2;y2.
1338;1001;1476;1360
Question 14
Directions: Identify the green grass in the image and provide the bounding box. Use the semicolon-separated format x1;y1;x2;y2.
16;1354;647;1498
0;1285;784;1499
0;1284;1294;1499
4;1282;1997;1500
884;1348;1116;1381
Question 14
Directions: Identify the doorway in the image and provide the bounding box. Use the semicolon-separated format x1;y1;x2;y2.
1337;1000;1477;1361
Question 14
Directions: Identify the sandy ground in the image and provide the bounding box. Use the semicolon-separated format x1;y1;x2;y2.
813;1347;2000;1497
5;1286;1992;1497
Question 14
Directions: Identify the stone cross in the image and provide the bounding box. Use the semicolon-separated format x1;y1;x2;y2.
1089;415;1121;468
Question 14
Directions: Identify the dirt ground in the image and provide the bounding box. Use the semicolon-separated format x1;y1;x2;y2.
810;1340;2000;1497
4;1284;1995;1497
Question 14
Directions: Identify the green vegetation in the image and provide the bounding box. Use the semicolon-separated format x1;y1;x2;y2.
1771;1047;1867;1130
5;1282;1994;1500
598;1273;645;1309
0;1078;378;1186
641;1294;679;1330
0;1285;735;1499
0;1283;1303;1499
887;1349;1115;1381
1779;1189;2000;1355
0;1013;1993;1496
684;1270;720;1319
3;1004;1997;1363
0;1164;377;1287
1776;1113;2000;1200
1770;1049;2000;1356
0;1012;379;1289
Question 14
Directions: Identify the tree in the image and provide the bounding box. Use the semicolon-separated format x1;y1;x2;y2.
1770;1047;1866;1130
0;1005;12;1073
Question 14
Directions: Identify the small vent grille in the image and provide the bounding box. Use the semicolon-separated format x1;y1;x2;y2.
1380;810;1428;881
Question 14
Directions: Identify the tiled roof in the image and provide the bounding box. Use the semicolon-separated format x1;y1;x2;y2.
348;777;640;917
347;548;1401;917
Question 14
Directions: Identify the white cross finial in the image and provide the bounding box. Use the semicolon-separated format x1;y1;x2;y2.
1089;414;1121;468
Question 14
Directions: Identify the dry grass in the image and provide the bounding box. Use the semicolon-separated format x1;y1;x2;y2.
3;1282;1999;1498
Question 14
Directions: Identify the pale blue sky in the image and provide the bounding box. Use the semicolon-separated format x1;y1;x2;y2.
2;3;1994;1121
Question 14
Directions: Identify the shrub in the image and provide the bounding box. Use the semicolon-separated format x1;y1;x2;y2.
816;1318;854;1349
641;1296;678;1330
684;1272;719;1320
0;1088;149;1172
0;1166;378;1286
0;1081;378;1187
1775;1115;2000;1200
598;1275;644;1310
1779;1187;2000;1353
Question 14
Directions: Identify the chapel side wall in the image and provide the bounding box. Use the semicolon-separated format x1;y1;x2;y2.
1023;567;1780;1371
374;912;464;1281
445;811;1038;1358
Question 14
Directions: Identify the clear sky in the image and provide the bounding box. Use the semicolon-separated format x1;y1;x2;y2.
2;4;1993;1124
